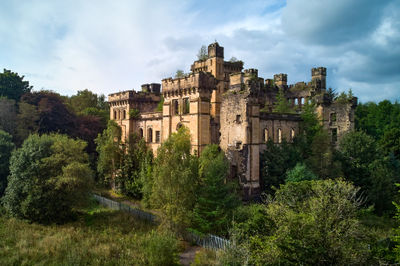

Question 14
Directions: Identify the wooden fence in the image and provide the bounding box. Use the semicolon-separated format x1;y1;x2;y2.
93;194;231;250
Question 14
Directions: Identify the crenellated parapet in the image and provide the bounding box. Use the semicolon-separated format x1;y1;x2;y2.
161;72;217;98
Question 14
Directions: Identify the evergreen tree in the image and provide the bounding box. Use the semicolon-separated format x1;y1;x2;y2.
273;88;293;113
191;144;240;235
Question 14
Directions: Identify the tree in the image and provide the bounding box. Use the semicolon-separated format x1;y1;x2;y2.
175;70;185;78
95;120;123;186
15;102;39;145
0;97;17;137
380;127;400;160
326;88;337;102
191;145;240;236
197;45;208;61
2;134;93;223
273;88;293;113
260;139;302;192
0;130;14;196
231;180;370;265
285;162;317;183
0;69;32;101
150;127;199;230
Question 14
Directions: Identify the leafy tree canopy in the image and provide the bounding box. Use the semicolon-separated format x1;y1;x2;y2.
0;69;32;101
0;130;15;196
197;45;208;61
2;134;93;224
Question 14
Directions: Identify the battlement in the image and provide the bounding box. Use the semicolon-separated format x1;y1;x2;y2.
312;67;327;77
161;72;217;94
108;90;160;103
141;83;161;94
274;73;288;86
244;68;258;76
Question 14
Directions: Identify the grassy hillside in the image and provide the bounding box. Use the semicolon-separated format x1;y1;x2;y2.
0;199;180;266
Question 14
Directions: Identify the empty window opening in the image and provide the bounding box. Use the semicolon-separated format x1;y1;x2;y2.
264;128;269;142
294;98;298;105
123;110;126;119
139;128;143;138
301;98;305;105
236;115;241;123
290;128;295;141
278;128;282;143
330;113;337;122
114;110;117;119
147;128;153;143
183;98;190;114
332;128;338;143
155;131;161;143
173;100;179;115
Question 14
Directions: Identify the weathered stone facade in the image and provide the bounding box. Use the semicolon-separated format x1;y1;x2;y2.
109;42;357;198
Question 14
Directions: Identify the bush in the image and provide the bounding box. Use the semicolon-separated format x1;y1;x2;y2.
2;134;93;223
140;230;179;265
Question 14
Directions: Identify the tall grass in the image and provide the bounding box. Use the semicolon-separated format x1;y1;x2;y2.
0;200;179;265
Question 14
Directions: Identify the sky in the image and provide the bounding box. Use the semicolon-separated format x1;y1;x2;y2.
0;0;399;103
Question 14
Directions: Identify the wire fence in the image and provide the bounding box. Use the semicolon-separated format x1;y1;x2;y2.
93;193;231;250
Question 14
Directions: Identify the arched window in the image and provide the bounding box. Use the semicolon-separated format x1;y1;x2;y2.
123;110;126;119
264;128;269;142
147;128;153;143
278;128;282;143
301;98;305;105
294;98;298;105
290;128;295;141
118;110;121;120
139;128;143;138
114;110;117;119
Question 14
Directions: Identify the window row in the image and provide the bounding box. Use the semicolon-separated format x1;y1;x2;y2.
139;128;161;143
172;98;190;115
262;128;296;143
113;109;126;120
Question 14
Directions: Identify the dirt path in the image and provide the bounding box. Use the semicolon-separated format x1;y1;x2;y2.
179;245;201;266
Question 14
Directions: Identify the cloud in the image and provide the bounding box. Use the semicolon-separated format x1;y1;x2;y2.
0;0;398;103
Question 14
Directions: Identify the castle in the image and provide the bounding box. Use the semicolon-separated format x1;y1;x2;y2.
108;42;357;198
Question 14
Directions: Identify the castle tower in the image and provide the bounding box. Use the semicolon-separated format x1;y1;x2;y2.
311;67;327;90
274;73;287;87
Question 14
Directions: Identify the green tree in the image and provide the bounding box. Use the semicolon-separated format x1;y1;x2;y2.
150;127;199;230
95;120;123;186
197;45;208;61
15;102;39;144
175;70;185;78
231;179;370;265
273;88;293;113
380;127;400;160
285;162;317;183
0;97;17;137
0;69;32;101
2;134;93;223
0;130;15;196
191;144;240;235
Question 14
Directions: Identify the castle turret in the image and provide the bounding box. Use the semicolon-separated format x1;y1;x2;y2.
311;67;326;90
208;42;224;58
274;73;287;86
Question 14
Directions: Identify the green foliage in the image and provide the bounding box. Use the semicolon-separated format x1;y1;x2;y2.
118;134;151;198
2;134;93;224
15;102;39;144
95;120;122;185
355;100;400;140
0;69;32;101
285;162;317;183
175;69;185;78
300;100;322;146
335;89;354;104
339;131;400;215
0;97;17;137
150;126;199;230
260;139;302;192
326;87;337;102
129;108;140;119
232;180;371;265
380;127;400;160
190;144;240;236
140;230;179;265
156;96;164;112
273;87;293;113
197;45;208;61
0;130;15;196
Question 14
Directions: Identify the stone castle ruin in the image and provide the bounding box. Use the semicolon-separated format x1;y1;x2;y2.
109;42;357;199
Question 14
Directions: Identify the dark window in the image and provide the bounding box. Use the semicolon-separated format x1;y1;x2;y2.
173;100;179;115
330;113;337;122
123;110;126;119
155;131;160;143
114;111;117;119
332;128;338;143
236;115;241;123
147;128;153;143
139;128;143;138
183;98;190;114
